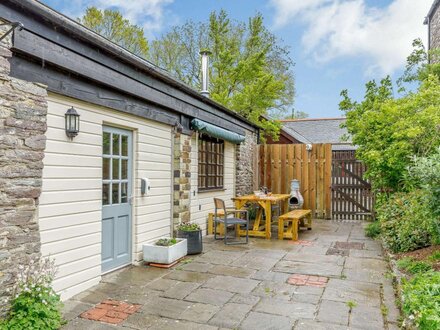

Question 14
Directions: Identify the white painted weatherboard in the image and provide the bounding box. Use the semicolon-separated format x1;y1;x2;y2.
39;94;173;300
190;135;236;233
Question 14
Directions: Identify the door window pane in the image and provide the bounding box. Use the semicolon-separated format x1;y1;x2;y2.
112;183;119;204
112;134;120;155
121;182;128;203
103;132;111;155
112;159;120;180
121;159;128;179
103;158;110;180
121;135;128;156
102;183;110;205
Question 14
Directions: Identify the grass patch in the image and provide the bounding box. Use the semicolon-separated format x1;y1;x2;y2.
365;221;381;238
397;257;433;275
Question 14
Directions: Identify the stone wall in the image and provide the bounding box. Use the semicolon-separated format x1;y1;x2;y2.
172;132;192;232
235;131;257;196
0;43;47;315
429;3;440;50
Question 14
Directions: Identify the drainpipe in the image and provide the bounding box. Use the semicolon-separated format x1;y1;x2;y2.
200;49;211;97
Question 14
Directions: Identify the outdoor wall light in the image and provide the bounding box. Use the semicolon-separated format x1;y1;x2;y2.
306;143;313;151
65;107;80;139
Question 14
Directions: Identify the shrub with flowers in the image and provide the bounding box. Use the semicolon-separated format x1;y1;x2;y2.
0;257;64;330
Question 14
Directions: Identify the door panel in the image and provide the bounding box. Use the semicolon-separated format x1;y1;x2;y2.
102;126;132;272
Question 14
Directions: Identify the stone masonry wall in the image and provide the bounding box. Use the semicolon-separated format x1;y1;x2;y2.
172;132;192;232
0;41;47;315
429;3;440;51
235;131;257;196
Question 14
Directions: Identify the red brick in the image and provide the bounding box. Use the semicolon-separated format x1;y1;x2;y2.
124;304;142;314
101;299;121;306
99;316;124;324
308;276;319;281
113;302;131;312
106;310;129;319
318;277;328;283
95;303;115;310
80;308;107;321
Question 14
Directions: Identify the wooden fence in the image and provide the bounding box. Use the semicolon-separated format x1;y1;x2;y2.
258;144;332;218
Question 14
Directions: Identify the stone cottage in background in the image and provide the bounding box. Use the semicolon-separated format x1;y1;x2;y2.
0;0;258;309
425;0;440;50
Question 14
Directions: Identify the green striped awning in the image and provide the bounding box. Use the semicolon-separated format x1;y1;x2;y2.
191;119;245;144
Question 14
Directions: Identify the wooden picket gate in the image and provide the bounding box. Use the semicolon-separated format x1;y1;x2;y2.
257;144;332;219
331;152;374;220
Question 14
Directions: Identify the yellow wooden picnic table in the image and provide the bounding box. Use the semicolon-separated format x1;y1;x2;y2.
232;194;290;239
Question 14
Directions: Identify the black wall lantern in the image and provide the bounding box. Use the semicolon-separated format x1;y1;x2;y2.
65;107;80;139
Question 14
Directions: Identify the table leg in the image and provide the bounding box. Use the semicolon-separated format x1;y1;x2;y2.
265;201;271;239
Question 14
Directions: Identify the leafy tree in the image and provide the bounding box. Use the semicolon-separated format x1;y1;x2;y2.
150;10;295;140
78;7;149;58
340;74;440;192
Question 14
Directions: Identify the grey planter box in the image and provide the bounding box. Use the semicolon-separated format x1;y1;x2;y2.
142;238;187;264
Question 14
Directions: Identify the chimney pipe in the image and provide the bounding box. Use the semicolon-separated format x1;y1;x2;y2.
200;49;211;97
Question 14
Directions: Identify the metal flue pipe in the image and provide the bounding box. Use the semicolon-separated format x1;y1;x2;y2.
200;49;211;97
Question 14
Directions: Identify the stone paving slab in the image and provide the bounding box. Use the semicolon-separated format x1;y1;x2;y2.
255;298;316;319
184;287;234;306
208;302;253;328
62;220;399;330
273;260;343;277
240;311;294;330
203;275;260;294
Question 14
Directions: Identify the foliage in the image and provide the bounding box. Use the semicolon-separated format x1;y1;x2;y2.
428;251;440;262
150;10;295;140
406;147;440;218
78;7;149;58
397;257;433;275
365;221;381;239
378;190;440;253
401;272;440;330
177;222;201;232
155;238;177;246
0;258;63;330
340;75;440;192
398;39;440;89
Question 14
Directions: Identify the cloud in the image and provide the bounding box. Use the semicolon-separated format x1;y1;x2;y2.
270;0;431;75
59;0;174;37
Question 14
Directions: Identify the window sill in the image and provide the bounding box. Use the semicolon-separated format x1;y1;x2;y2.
198;188;226;193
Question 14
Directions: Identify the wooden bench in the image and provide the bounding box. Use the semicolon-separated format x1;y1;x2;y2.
278;209;312;241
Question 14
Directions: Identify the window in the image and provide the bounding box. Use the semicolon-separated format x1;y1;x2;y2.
198;135;224;190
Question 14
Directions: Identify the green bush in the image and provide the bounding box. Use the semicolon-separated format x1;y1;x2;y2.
378;190;439;253
0;258;63;330
401;272;440;330
397;257;433;275
365;221;381;238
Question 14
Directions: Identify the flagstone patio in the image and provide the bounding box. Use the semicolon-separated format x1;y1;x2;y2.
61;220;400;330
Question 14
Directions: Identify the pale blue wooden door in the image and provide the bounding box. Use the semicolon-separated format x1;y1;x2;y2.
102;126;132;272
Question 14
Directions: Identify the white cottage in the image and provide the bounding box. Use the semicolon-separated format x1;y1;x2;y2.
1;0;258;301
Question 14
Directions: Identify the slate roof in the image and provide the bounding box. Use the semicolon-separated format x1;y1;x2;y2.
281;118;355;151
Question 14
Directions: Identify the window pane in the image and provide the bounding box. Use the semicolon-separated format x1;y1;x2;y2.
112;158;120;180
121;135;128;156
111;183;119;204
121;182;128;203
121;159;128;179
112;134;120;155
103;132;111;155
102;183;110;205
103;158;110;180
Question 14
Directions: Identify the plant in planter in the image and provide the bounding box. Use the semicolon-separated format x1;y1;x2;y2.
143;237;187;265
177;222;203;255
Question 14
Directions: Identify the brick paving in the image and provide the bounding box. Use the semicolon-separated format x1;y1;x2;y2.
80;299;141;324
62;220;400;329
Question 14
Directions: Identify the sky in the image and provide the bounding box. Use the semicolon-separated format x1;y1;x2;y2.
41;0;432;118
